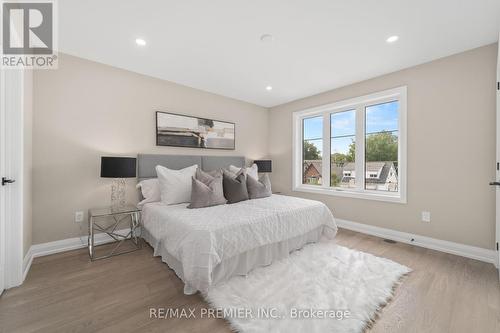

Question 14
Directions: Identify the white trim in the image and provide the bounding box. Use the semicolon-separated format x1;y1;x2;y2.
21;221;497;282
293;86;407;203
0;64;5;294
337;219;497;266
22;246;33;282
32;228;132;257
292;112;301;190
354;105;365;191
321;112;330;188
293;87;405;117
398;87;408;203
21;228;133;280
1;69;25;290
495;32;500;278
293;185;406;203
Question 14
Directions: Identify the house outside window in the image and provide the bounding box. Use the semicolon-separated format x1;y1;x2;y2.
294;87;407;203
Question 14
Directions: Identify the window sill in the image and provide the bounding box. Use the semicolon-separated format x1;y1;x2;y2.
293;185;406;204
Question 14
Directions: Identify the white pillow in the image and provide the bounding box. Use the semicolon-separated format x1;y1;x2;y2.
156;164;198;205
229;164;258;180
136;178;161;208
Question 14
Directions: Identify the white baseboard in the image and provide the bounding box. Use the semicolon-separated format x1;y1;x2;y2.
22;247;34;282
336;219;497;267
22;228;132;281
21;221;498;283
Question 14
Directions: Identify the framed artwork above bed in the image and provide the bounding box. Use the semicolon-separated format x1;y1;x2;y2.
156;111;235;150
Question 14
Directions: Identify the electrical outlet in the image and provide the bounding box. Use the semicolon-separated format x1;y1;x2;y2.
421;211;431;223
75;211;84;223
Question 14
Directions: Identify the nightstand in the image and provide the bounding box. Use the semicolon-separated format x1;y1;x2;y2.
88;204;141;260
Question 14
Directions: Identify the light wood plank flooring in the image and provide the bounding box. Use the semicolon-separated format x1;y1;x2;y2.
0;229;499;333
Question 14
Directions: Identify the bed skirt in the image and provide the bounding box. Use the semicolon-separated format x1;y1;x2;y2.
141;225;326;295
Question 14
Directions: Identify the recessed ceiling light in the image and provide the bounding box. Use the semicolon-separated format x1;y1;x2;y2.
266;86;273;91
135;38;146;46
386;35;399;43
260;34;274;42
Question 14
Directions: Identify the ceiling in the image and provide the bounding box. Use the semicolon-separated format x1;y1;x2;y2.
59;0;500;108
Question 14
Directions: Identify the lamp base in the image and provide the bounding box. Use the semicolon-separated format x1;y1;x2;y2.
111;178;126;209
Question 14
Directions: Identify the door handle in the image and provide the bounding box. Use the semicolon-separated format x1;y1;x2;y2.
489;181;500;186
1;177;15;186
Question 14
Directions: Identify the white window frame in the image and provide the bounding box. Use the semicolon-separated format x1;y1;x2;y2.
292;86;407;203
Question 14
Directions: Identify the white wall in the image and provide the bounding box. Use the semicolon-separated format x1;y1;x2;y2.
32;44;498;250
32;53;269;244
269;44;498;250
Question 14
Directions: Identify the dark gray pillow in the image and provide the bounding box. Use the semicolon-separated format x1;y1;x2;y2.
222;170;249;204
188;169;226;209
247;173;272;199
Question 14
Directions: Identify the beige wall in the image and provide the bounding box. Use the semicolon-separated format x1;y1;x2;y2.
269;44;498;250
33;45;497;249
33;53;269;244
23;70;33;256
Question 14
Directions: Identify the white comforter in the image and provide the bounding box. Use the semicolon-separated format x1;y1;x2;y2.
141;195;337;292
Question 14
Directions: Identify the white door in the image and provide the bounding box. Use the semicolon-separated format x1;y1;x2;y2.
0;68;5;295
0;68;25;294
496;36;500;277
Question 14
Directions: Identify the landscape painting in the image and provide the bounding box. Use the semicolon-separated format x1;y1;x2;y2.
156;112;235;150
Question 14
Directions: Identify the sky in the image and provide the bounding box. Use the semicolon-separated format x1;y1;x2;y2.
304;101;399;155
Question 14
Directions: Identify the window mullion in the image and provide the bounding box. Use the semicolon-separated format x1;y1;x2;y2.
355;105;365;191
321;112;330;188
296;116;304;188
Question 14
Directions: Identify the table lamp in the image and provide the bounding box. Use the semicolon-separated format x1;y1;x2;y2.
100;156;136;208
254;160;272;173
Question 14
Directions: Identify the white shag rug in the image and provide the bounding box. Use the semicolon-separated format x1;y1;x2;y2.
205;241;410;333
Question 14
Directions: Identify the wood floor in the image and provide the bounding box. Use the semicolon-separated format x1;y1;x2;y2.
0;229;499;333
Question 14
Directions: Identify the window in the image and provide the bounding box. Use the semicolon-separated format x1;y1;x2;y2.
330;110;355;188
293;87;406;203
365;101;399;192
302;116;323;185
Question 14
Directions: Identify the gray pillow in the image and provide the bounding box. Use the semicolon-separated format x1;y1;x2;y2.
247;173;272;199
196;168;221;183
222;169;249;204
187;169;226;209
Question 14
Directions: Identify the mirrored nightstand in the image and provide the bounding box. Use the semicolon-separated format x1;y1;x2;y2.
88;204;141;260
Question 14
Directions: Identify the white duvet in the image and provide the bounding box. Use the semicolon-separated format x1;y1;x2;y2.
141;195;337;292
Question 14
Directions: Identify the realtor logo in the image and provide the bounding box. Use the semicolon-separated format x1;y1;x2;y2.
1;0;58;68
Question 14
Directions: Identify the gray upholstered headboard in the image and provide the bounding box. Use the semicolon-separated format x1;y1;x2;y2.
137;154;246;181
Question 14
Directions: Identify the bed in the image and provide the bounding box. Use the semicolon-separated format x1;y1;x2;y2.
137;154;337;294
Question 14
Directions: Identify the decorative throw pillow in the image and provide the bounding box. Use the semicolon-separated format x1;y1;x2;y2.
247;173;272;199
229;164;258;180
222;169;249;204
136;178;161;208
196;168;222;183
156;164;198;205
188;169;226;209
